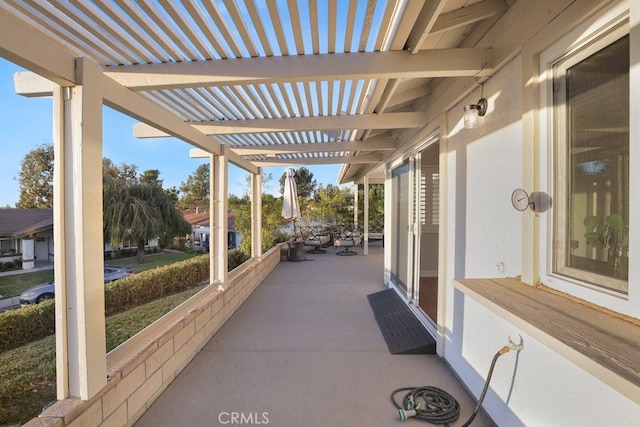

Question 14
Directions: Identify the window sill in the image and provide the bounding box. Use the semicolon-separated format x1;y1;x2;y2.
454;278;640;405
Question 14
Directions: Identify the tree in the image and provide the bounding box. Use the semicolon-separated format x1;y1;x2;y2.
312;184;353;226
357;184;385;232
139;169;163;187
278;167;317;198
16;144;54;208
229;193;288;256
164;186;180;205
103;175;191;263
179;164;210;209
103;158;138;183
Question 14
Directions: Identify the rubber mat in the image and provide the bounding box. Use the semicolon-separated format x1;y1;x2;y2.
367;289;436;355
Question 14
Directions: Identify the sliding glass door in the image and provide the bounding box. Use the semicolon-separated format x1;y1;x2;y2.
390;160;412;296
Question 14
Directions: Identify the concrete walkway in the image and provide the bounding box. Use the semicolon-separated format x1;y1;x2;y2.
137;246;492;427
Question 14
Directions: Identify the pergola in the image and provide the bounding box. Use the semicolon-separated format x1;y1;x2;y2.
0;0;517;403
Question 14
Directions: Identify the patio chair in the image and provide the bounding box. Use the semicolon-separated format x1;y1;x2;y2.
334;229;362;256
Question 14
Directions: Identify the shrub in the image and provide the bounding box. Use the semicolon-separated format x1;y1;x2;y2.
104;254;209;315
0;255;210;352
228;249;250;271
0;301;55;352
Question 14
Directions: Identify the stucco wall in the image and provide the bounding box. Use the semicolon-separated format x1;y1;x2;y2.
444;55;523;281
442;50;639;426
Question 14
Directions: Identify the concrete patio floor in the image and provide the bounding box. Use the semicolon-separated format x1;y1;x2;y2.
136;245;493;426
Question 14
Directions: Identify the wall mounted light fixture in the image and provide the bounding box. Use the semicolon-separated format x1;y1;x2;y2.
464;85;488;129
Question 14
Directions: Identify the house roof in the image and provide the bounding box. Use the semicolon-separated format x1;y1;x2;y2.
0;208;53;238
183;208;235;230
4;0;519;184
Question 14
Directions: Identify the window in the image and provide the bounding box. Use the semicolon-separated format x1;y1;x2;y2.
552;25;629;293
420;167;439;232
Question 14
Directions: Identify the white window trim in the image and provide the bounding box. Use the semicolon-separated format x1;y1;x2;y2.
538;0;637;315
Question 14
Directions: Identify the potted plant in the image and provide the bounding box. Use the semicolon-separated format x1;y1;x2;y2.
583;213;629;280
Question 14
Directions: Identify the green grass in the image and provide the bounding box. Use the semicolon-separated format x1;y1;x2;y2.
0;251;197;298
0;270;54;299
0;285;206;426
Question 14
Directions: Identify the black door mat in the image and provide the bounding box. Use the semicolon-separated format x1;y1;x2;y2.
367;289;436;355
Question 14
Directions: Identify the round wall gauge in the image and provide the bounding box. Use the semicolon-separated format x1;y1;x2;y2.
511;189;531;211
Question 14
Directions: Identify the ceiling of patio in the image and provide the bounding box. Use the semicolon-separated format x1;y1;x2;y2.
1;0;514;182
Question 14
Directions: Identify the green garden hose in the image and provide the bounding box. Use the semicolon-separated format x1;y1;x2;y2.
391;345;511;425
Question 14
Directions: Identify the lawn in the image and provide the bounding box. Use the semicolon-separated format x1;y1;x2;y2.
0;251;197;298
0;284;206;425
0;270;54;299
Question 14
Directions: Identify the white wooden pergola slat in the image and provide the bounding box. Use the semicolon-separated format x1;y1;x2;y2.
93;0;168;61
245;0;274;57
287;0;306;55
54;2;147;65
114;0;187;62
222;0;259;58
181;0;228;59
159;0;216;60
266;1;289;56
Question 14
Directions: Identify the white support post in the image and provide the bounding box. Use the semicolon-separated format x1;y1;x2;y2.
53;58;106;400
212;147;228;288
209;154;216;286
251;169;263;258
383;168;392;285
364;176;370;255
353;183;359;229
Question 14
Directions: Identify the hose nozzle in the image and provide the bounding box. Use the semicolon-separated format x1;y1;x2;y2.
398;409;417;421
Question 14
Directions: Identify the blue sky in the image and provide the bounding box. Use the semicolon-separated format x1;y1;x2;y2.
0;58;342;207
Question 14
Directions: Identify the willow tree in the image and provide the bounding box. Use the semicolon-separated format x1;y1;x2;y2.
103;175;191;263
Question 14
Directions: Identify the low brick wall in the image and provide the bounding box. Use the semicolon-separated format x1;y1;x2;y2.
26;245;282;427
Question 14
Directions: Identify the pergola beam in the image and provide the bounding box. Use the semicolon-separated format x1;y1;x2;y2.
405;0;448;54
252;153;384;167
431;0;508;35
189;138;396;158
104;48;492;91
0;9;76;86
134;112;427;137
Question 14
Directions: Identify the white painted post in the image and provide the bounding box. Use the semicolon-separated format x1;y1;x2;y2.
383;167;392;285
353;183;359;229
209;153;216;286
364;176;370;255
251;169;263;258
53;58;106;400
213;147;228;287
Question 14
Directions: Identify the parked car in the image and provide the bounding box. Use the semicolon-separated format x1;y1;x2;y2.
20;265;134;306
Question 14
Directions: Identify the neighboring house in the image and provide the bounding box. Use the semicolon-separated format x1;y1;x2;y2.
182;207;240;249
0;208;54;269
0;208;159;269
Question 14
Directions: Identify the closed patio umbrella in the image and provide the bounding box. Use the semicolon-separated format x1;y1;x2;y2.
282;168;305;261
282;168;301;237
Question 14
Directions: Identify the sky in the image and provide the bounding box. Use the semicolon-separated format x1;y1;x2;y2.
0;58;343;207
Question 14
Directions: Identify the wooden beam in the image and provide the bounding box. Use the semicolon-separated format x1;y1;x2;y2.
190;138;397;157
189;147;258;174
0;9;76;86
13;71;56;97
431;0;508;35
134;112;427;138
405;0;448;54
253;153;383;167
104;48;492;90
386;85;432;109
